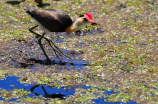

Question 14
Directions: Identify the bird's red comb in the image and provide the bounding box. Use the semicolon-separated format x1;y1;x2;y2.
84;13;92;20
84;13;94;23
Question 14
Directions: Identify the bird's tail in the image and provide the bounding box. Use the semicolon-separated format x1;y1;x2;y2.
24;6;34;17
26;10;32;17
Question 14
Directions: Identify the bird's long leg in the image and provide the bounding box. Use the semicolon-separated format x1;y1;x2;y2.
38;32;51;62
29;26;51;61
29;26;66;57
47;40;62;62
29;25;62;61
49;40;71;59
29;26;65;59
29;25;71;59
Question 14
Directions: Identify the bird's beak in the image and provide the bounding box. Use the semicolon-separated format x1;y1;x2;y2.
86;19;97;25
91;22;97;25
87;19;94;23
91;22;100;28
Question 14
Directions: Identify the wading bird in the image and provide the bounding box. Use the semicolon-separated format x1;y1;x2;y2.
26;8;97;62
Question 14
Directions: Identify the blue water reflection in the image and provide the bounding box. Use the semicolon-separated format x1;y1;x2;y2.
0;76;137;104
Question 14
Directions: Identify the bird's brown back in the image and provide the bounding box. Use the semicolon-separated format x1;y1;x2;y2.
26;9;73;32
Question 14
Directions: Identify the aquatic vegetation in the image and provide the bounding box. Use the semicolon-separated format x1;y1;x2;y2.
0;0;158;103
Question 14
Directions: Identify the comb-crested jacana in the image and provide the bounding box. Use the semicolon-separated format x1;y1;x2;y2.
26;8;97;62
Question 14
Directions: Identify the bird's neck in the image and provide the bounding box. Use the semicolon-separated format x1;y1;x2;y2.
65;21;80;34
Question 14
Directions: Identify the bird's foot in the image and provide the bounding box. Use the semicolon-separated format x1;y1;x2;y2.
59;61;66;65
45;59;51;65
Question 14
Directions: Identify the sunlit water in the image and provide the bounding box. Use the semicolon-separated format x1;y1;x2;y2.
0;76;137;103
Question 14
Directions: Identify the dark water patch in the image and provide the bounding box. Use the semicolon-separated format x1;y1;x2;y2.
139;43;147;47
115;85;119;88
93;98;137;104
5;28;101;70
100;42;107;46
37;3;50;8
0;53;6;57
118;39;128;44
116;4;127;10
105;90;116;95
0;97;2;100
75;42;84;47
6;42;90;71
6;98;19;102
25;56;89;67
6;0;24;6
6;36;90;70
0;53;6;65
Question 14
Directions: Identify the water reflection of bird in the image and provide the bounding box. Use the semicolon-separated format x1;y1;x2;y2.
30;85;64;99
26;8;97;63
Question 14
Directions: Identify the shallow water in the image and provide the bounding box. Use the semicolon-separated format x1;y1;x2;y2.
0;76;137;103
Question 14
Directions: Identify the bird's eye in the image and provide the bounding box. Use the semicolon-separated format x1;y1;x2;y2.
83;18;88;22
79;15;84;17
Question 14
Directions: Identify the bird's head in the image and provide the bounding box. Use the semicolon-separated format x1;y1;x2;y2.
83;13;95;24
76;13;97;27
65;13;97;34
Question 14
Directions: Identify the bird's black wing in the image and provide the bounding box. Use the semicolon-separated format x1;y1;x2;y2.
26;9;72;32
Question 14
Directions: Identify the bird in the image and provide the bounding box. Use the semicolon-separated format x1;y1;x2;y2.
26;8;97;63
